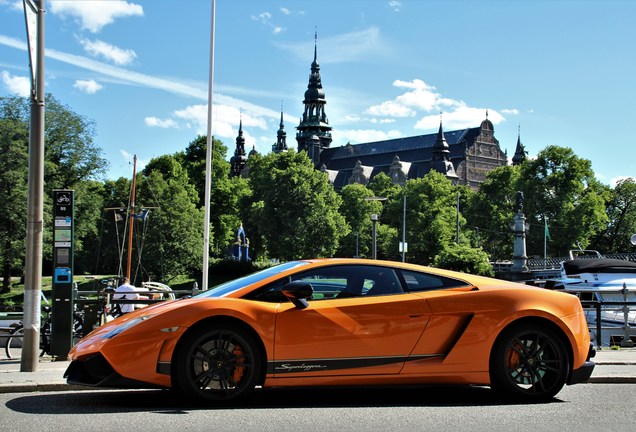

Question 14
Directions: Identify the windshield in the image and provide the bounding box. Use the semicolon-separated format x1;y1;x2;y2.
195;261;309;298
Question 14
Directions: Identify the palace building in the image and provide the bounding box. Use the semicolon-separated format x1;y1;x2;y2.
231;38;526;190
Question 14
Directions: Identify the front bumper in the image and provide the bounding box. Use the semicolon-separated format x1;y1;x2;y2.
64;353;164;389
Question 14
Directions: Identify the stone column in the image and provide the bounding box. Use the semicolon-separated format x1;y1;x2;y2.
510;191;529;274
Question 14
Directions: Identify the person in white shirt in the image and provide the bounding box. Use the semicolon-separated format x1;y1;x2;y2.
113;277;150;313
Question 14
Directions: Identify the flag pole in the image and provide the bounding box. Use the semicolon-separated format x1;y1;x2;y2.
202;0;216;290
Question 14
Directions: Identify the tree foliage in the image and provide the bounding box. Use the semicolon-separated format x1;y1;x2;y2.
465;165;520;261
0;116;28;292
336;183;384;258
433;243;494;276
592;178;636;253
517;146;609;256
246;150;348;260
382;172;464;265
0;94;108;285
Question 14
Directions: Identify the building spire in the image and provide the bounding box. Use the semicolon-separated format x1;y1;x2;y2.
512;124;527;165
296;29;332;165
229;110;247;177
273;101;288;153
431;114;458;181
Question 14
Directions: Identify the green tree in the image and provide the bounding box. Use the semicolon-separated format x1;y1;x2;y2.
593;178;636;253
518;146;608;256
465;165;520;261
246;150;348;260
336;184;383;258
0;94;108;281
0;116;28;292
137;160;204;282
433;243;494;276
383;172;462;265
176;135;243;256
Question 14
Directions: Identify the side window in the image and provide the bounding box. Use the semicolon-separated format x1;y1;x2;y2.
246;265;406;303
291;265;403;300
399;270;471;292
244;277;289;303
291;268;348;300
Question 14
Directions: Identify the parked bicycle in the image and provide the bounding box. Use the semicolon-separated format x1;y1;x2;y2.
5;306;85;360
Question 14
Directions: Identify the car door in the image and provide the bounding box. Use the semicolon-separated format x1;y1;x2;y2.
271;264;432;377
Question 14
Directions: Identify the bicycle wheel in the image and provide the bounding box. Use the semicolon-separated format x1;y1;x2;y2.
5;327;24;359
40;321;51;357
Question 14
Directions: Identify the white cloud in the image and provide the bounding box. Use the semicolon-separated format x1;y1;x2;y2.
73;79;103;94
1;70;30;96
145;117;178;129
79;38;137;66
367;79;460;117
610;176;636;188
0;35;209;99
365;78;507;131
50;0;143;33
166;103;269;144
119;150;147;173
415;106;503;130
388;1;401;12
501;108;520;115
251;11;286;35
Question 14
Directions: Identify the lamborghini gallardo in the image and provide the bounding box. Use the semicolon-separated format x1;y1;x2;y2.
65;259;595;402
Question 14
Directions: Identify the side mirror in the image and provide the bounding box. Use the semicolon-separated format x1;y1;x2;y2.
281;281;314;309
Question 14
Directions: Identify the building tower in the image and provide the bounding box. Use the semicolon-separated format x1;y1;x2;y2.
512;126;527;166
296;32;332;166
272;104;288;153
430;118;459;182
230;117;247;177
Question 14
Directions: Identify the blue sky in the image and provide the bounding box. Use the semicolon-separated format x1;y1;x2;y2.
1;0;634;185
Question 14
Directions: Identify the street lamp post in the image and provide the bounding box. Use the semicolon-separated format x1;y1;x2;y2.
401;192;406;262
364;196;387;260
370;213;379;260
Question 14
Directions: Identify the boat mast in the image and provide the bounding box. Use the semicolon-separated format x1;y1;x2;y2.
126;155;137;281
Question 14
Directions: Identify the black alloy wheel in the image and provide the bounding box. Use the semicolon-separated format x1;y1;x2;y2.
490;323;570;401
174;325;262;402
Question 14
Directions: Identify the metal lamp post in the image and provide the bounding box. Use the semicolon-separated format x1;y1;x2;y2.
365;196;387;260
370;213;379;260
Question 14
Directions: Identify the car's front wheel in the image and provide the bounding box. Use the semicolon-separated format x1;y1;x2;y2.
490;323;570;401
173;325;262;402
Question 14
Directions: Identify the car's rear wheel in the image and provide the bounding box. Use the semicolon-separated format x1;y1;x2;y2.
173;325;262;402
490;323;569;401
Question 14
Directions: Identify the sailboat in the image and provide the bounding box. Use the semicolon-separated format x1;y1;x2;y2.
104;155;174;309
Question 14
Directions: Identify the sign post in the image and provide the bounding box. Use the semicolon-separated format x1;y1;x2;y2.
51;190;74;358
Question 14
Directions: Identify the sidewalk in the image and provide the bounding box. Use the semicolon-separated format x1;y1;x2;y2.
0;348;634;394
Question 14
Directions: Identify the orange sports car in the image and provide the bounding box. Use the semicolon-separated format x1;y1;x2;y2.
65;259;595;402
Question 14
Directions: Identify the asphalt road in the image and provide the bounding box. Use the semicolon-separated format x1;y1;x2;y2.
1;384;634;432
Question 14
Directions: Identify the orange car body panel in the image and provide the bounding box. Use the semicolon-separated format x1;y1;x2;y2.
67;259;591;390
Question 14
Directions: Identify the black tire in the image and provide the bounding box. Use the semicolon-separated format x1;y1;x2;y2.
5;327;24;359
173;325;262;402
490;323;570;401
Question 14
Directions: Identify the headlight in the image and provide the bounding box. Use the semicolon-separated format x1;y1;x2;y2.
101;314;156;339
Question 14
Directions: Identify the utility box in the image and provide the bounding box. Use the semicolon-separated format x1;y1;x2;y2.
51;190;74;357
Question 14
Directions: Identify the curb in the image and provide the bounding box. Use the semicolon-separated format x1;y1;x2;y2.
0;378;634;394
587;377;636;384
0;383;90;394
